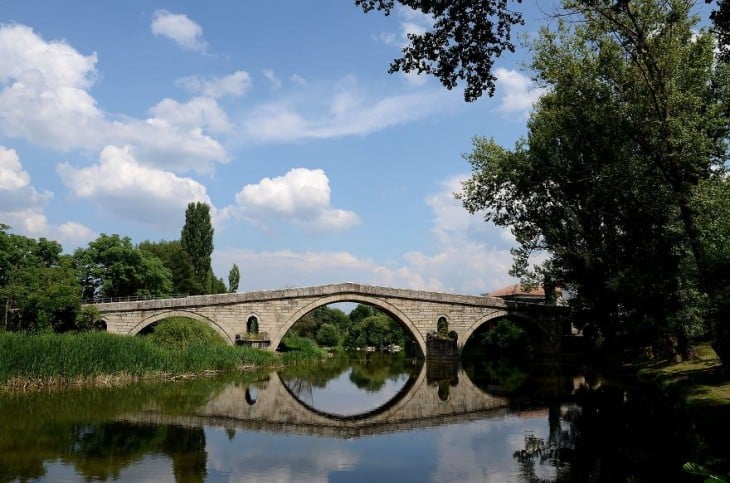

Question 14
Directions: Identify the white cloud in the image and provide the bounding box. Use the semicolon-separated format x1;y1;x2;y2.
151;9;207;52
494;68;546;116
176;71;252;98
215;175;518;295
263;69;282;91
221;168;360;232
57;145;213;225
149;96;232;133
0;24;228;174
0;145;92;247
241;81;454;142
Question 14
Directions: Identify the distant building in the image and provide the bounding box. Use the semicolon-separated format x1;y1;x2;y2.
486;284;562;304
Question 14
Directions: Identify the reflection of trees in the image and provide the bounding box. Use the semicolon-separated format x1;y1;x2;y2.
512;381;704;482
0;372;264;482
280;352;421;400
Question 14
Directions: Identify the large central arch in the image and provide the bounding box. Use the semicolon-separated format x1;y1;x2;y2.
271;294;428;356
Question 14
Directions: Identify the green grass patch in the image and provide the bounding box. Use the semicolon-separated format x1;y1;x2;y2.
638;343;730;408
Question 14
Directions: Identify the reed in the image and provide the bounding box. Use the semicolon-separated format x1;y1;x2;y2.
0;331;297;386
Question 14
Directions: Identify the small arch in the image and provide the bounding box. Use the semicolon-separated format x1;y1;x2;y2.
245;386;258;405
436;315;449;335
128;310;234;344
94;319;108;332
272;294;426;356
247;315;259;335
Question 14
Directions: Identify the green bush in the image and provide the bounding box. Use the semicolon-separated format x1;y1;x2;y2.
147;317;227;351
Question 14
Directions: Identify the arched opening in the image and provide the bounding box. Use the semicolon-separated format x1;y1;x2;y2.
94;320;108;332
245;386;258;405
246;316;259;334
136;315;228;349
461;314;545;395
130;310;233;344
277;300;422;357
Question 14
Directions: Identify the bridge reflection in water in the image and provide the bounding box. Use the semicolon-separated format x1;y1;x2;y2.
123;361;512;439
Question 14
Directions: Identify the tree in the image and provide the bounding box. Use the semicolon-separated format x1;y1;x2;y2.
74;234;172;300
180;202;214;293
459;0;728;360
316;323;342;347
356;0;524;101
138;240;198;295
228;264;240;293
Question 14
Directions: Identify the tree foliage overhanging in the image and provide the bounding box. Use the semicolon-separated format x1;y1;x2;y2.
457;0;730;362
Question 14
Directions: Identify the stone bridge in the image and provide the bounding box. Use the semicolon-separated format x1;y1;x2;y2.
122;363;519;439
90;283;569;355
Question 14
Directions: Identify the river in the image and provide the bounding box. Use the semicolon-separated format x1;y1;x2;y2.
0;352;709;482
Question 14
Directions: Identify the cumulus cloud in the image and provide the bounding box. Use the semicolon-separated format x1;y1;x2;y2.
290;74;307;86
221;168;360;232
151;9;207;52
57;145;213;225
176;71;252;98
214;175;518;295
0;145;92;247
0;145;51;212
241;81;454;142
0;24;228;174
149;96;232;133
494;68;546;116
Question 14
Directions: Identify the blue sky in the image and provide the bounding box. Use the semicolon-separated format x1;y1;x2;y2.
0;1;558;295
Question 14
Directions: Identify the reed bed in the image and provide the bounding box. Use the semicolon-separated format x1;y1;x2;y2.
0;331;285;387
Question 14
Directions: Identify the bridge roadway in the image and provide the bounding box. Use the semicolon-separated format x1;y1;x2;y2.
121;364;517;439
91;282;568;355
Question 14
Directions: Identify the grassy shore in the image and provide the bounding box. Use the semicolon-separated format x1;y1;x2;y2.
0;329;324;391
637;342;730;479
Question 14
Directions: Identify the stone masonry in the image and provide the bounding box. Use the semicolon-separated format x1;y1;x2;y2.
90;283;568;355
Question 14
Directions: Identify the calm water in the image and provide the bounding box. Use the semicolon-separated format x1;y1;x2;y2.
0;352;704;482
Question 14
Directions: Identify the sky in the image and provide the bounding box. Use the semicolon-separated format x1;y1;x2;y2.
0;1;558;295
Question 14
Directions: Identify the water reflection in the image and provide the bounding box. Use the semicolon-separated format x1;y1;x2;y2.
279;351;422;417
0;357;707;482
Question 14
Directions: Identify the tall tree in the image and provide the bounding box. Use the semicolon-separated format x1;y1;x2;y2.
228;264;240;293
459;0;728;360
180;202;214;294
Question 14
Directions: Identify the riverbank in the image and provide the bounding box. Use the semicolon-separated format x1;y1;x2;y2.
637;343;730;478
0;331;325;392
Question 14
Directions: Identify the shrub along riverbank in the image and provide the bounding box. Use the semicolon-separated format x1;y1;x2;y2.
0;330;325;390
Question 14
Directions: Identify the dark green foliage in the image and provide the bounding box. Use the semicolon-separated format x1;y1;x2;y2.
356;0;524;101
0;227;82;332
480;319;532;359
145;317;227;351
138;240;198;295
315;323;342;347
75;234;172;300
228;264;240;293
180;202;214;294
459;1;729;360
346;314;406;349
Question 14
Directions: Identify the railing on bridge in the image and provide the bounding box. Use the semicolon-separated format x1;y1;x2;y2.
84;293;190;304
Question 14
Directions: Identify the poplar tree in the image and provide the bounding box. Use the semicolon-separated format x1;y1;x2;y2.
180;202;214;294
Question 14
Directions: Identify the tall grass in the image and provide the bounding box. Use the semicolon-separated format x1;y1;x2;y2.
0;331;285;385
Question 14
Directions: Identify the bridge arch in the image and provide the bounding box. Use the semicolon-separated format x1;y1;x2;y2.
129;309;234;344
271;294;427;356
461;309;548;350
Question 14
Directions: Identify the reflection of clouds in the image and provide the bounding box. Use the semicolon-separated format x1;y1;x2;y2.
431;415;553;483
205;427;359;482
308;370;410;416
